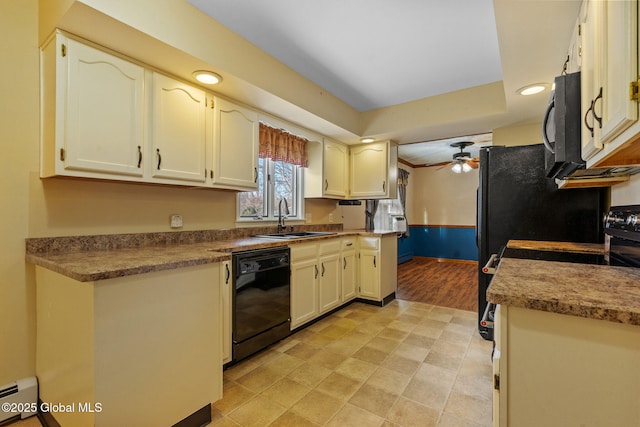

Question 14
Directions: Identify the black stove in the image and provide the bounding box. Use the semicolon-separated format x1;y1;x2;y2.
605;204;640;268
480;205;640;333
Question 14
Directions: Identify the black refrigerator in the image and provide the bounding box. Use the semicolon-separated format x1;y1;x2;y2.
477;144;607;340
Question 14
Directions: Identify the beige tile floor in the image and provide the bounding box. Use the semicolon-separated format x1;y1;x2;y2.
213;300;493;427
11;300;493;427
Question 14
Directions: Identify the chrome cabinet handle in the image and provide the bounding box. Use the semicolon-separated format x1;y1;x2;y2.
225;263;230;284
137;146;142;168
156;148;162;170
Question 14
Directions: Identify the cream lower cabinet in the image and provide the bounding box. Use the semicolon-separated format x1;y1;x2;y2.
290;243;320;329
341;238;357;301
220;260;232;365
35;263;222;427
357;235;398;303
318;240;342;314
290;238;357;329
41;31;146;180
494;304;640;427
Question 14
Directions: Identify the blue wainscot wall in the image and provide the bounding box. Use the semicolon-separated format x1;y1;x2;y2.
398;225;478;263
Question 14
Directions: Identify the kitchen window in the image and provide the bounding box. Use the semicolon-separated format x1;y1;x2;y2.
237;157;304;221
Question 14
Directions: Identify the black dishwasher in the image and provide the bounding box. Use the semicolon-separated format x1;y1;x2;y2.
232;247;291;362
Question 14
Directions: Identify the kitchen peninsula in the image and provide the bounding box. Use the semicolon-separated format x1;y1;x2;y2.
487;255;640;427
26;226;397;427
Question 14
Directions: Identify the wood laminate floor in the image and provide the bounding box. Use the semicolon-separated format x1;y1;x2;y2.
397;257;478;312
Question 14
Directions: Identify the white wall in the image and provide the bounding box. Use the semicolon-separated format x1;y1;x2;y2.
410;166;478;226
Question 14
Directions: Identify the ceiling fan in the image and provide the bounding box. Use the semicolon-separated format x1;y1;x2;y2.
447;141;479;173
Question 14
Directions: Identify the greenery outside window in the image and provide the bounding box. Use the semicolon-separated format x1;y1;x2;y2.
237;157;304;221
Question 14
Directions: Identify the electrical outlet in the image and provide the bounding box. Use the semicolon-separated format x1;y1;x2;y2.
170;214;183;229
329;213;334;223
305;213;312;223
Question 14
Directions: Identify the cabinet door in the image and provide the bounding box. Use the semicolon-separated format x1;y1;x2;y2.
580;0;604;161
342;248;357;302
350;142;388;198
151;73;207;183
598;0;638;144
212;97;259;190
318;252;341;314
290;258;319;329
323;140;349;197
358;249;380;300
220;260;232;364
64;38;145;176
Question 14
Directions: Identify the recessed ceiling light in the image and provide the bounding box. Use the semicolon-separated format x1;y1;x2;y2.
517;83;547;96
193;70;223;85
360;137;375;143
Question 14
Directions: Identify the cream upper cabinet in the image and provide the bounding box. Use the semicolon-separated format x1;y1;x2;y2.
41;32;145;179
349;140;398;199
211;97;259;190
581;0;638;164
150;73;207;183
323;139;349;197
304;138;349;199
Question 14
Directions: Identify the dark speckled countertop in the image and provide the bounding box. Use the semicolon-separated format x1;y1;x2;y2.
26;227;395;282
487;257;640;326
507;239;607;254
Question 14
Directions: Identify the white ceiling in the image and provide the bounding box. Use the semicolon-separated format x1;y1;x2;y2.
187;0;582;165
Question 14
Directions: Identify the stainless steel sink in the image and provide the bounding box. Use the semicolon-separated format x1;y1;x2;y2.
252;231;338;240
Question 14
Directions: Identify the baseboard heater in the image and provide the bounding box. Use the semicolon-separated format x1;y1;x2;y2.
0;377;38;423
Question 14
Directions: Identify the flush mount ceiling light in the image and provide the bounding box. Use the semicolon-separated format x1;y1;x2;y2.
360;137;375;143
193;70;223;85
517;83;547;96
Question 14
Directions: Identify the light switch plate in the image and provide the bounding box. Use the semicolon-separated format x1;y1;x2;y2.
170;214;183;229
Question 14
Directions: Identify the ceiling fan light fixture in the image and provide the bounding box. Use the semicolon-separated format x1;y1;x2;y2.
451;162;463;173
517;83;547;96
462;162;472;173
193;70;223;85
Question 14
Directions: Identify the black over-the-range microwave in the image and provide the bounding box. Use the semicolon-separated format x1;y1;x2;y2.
542;71;640;180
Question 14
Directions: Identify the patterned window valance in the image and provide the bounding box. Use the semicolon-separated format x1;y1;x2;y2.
259;122;308;167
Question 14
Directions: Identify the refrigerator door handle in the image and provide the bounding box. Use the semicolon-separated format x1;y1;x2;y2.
482;254;498;274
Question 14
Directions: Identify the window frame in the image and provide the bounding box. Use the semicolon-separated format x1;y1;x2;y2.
236;157;305;223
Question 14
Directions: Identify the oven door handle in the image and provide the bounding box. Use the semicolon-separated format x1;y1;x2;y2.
482;254;498;275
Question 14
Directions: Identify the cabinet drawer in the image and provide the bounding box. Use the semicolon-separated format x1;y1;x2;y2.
319;239;341;255
342;239;356;250
359;237;380;250
290;243;318;261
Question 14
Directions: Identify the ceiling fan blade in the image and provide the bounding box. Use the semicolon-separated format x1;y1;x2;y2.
467;159;480;169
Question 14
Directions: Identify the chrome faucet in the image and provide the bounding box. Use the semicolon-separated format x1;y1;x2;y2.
277;198;290;233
